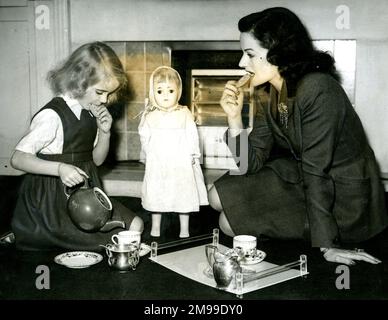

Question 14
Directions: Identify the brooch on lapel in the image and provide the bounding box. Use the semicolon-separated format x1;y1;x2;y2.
278;102;288;128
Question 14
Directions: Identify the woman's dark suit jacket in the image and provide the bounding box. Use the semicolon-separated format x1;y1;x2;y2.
218;72;388;248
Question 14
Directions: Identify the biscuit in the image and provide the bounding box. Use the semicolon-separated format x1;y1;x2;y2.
236;73;253;88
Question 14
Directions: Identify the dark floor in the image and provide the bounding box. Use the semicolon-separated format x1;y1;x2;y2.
1;175;388;302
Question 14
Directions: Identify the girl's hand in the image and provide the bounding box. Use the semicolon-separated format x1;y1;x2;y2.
58;163;89;187
322;247;382;265
220;81;244;119
90;105;113;133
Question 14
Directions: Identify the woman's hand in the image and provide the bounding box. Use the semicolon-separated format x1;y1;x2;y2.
322;247;382;265
90;105;113;133
58;163;89;187
220;81;244;120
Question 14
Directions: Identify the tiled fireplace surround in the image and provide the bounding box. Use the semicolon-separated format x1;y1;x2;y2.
104;40;356;162
99;40;376;197
106;41;172;161
100;41;240;197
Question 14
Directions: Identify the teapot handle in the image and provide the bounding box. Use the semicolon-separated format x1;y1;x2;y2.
63;174;90;198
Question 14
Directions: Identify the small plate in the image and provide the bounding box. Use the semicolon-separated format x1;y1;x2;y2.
54;251;103;269
240;250;266;265
139;243;151;257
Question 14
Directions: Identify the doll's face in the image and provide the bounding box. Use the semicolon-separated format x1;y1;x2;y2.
153;80;179;110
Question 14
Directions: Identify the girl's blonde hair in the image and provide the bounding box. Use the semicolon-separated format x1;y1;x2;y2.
47;42;128;104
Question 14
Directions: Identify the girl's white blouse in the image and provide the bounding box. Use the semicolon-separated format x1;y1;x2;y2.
15;96;97;155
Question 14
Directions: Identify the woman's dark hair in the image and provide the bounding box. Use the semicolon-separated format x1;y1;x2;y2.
238;7;341;90
47;42;128;104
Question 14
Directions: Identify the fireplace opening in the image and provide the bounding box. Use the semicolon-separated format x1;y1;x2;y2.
172;49;242;107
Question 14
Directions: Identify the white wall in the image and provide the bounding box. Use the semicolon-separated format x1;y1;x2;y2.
0;6;31;175
0;0;70;175
70;0;388;42
355;40;388;171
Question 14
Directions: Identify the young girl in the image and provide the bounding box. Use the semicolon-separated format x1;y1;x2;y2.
139;66;208;238
11;42;143;251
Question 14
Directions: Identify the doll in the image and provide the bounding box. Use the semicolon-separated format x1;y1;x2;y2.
139;66;208;238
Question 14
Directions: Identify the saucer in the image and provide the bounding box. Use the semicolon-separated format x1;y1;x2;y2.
139;243;151;257
240;250;266;265
54;251;103;269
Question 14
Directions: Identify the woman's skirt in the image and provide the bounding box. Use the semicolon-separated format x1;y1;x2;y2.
214;166;308;241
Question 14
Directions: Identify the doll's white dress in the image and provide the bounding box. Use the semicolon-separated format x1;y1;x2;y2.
139;106;208;212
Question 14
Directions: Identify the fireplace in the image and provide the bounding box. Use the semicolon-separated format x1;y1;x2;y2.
104;40;356;167
189;69;254;169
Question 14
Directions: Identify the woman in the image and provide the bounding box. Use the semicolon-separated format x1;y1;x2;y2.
208;7;388;265
11;42;143;251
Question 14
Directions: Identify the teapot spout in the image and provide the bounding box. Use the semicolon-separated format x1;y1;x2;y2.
100;220;126;232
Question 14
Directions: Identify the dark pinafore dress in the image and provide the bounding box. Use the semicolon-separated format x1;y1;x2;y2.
11;97;135;251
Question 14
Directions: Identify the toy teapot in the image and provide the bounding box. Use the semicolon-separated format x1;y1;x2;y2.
64;176;126;232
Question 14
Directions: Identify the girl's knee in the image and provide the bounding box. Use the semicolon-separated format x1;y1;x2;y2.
128;216;144;233
208;186;223;212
